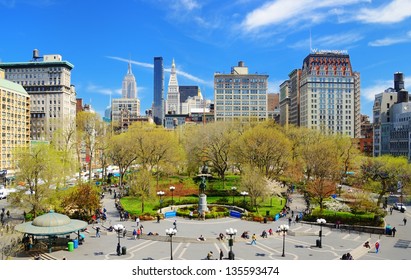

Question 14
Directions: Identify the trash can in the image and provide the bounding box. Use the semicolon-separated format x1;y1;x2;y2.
316;239;321;247
228;251;235;260
73;239;78;249
122;246;127;255
385;226;392;235
67;241;74;252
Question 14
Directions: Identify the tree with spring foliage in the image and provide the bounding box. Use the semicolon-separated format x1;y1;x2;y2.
359;155;411;207
232;121;291;180
301;132;340;212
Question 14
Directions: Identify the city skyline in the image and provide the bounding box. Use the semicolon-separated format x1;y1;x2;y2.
1;0;411;118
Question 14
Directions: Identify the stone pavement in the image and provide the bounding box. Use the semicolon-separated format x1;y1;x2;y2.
9;188;411;260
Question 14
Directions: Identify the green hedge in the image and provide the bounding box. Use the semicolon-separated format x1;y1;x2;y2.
303;209;383;227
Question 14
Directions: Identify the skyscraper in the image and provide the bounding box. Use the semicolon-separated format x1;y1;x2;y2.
166;59;180;114
299;51;360;138
111;63;140;124
153;57;164;126
122;61;137;99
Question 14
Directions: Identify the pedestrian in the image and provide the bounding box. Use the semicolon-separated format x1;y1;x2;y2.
139;224;144;235
156;214;160;223
392;227;397;237
6;210;10;219
251;233;257;245
137;228;141;239
132;229;137;240
389;207;393;215
123;227;127;238
288;217;292;226
116;243;121;256
136;216;140;228
95;226;100;238
375;241;380;253
207;251;213;260
189;211;193;220
404;217;407;226
219;249;224;260
173;220;177;230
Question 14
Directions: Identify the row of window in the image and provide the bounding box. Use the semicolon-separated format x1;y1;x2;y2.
215;106;267;111
5;67;63;73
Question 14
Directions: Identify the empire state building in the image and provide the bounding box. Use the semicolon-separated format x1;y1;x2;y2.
122;61;137;99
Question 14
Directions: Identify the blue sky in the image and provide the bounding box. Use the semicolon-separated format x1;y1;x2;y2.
1;0;411;119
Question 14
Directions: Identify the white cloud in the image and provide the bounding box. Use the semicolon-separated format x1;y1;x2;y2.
241;0;368;31
290;32;363;49
369;30;411;46
361;77;411;101
171;0;200;11
356;0;411;24
106;56;153;69
362;79;393;101
107;56;210;86
86;83;120;96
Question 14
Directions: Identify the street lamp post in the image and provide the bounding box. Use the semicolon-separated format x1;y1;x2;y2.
240;191;248;208
157;191;165;213
279;224;289;257
231;187;237;205
226;228;237;260
317;218;326;248
113;224;124;256
169;186;175;206
166;227;177;260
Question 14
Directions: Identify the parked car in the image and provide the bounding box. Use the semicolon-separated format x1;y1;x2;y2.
393;202;406;211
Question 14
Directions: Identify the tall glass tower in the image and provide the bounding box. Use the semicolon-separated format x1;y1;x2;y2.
153;57;164;126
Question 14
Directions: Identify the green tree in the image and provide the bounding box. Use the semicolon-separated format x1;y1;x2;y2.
301;132;340;211
240;165;270;211
10;144;63;217
61;183;101;220
106;132;138;187
232;121;291;180
359;155;411;206
128;168;153;213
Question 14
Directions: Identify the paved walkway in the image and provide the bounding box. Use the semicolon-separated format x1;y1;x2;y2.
9;187;411;260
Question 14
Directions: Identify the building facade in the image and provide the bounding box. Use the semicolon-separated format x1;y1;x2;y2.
0;74;31;170
214;61;268;122
0;50;76;141
153;57;164;126
279;80;290;126
122;61;138;99
299;51;360;138
288;69;302;126
373;72;409;159
166;59;180;114
359;114;373;157
111;98;141;124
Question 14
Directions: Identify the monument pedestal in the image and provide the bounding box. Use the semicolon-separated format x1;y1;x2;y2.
198;193;209;215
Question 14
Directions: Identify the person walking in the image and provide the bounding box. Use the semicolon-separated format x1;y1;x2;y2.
251;233;257;245
136;216;140;228
95;226;100;238
375;241;380;253
173;220;177;230
132;229;137;240
404;217;407;226
392;227;397;237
